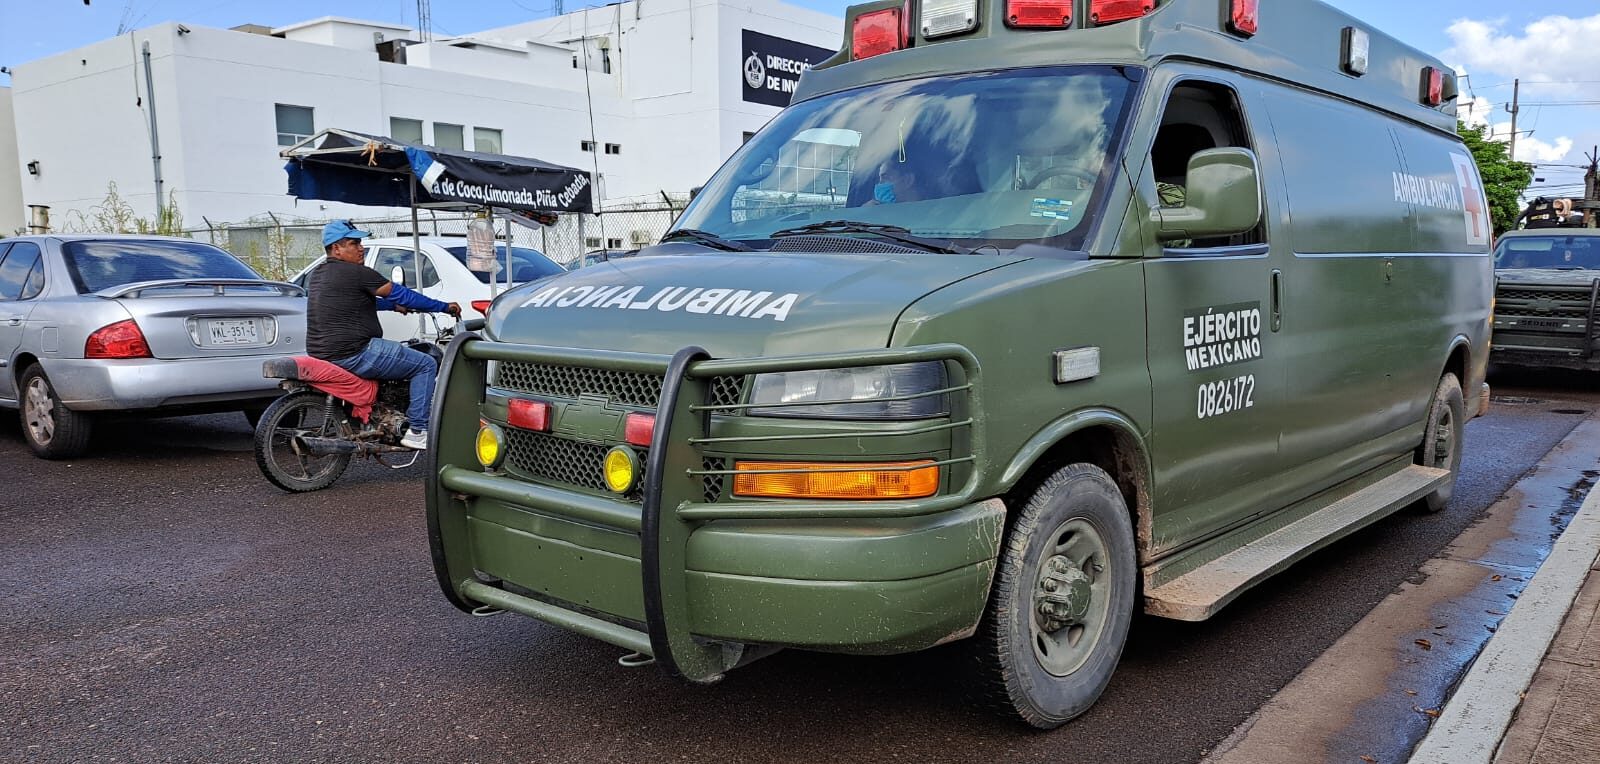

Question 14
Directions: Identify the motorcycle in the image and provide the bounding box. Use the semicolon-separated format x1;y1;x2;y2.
253;317;465;493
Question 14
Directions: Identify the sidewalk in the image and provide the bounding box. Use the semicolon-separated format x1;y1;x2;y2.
1492;562;1600;763
1408;475;1600;764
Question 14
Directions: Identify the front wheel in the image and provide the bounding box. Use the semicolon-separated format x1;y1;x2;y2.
974;464;1137;728
253;391;352;493
1415;373;1464;513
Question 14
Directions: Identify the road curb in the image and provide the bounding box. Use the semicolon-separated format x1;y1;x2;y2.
1406;443;1600;764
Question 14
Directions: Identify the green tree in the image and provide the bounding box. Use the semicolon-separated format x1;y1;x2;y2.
1457;121;1533;235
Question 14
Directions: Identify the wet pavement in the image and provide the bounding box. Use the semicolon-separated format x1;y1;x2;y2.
1;369;1596;763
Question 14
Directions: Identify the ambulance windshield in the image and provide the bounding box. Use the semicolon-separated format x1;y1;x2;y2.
674;66;1141;252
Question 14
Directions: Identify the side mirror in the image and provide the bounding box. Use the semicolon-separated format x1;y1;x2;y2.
1153;148;1263;242
390;265;405;285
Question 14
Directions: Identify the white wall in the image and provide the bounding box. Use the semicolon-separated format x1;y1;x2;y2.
0;88;23;235
7;0;841;230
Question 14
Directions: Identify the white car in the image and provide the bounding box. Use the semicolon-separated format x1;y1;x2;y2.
290;236;564;341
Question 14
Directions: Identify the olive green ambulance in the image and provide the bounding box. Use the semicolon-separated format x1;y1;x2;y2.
427;0;1493;727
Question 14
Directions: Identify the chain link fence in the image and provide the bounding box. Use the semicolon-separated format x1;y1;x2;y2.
192;197;689;281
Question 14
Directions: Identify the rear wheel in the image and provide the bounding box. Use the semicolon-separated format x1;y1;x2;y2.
1416;373;1464;513
19;364;92;460
974;464;1137;728
253;391;352;493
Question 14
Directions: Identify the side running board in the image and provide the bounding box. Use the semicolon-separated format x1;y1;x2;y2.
1143;464;1450;621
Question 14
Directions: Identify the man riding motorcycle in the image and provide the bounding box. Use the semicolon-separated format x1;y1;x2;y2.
306;220;460;450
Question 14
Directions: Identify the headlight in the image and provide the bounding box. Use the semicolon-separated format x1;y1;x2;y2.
747;361;948;419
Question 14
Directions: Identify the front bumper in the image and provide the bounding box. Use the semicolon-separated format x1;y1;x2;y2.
44;355;284;411
427;336;995;681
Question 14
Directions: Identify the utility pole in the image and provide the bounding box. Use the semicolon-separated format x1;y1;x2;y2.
1585;147;1598;228
416;0;432;42
1507;78;1520;162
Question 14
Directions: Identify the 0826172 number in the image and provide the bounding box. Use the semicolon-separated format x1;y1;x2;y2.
1197;374;1255;420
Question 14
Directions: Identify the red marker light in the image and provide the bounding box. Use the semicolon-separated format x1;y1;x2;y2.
1007;0;1072;28
1229;0;1258;37
853;8;903;60
624;413;655;447
471;300;492;316
1422;67;1444;106
507;398;551;431
85;319;153;359
1089;0;1153;26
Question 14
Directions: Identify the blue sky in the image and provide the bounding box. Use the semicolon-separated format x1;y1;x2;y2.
2;0;1595;195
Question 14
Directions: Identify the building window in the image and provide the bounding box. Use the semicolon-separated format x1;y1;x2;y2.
580;140;595;152
474;127;503;153
584;237;603;248
607;238;624;249
390;117;423;144
275;104;313;147
434;123;464;150
604;143;621;155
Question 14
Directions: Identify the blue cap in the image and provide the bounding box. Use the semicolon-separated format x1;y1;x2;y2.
322;220;372;247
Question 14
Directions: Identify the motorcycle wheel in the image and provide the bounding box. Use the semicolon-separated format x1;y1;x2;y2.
254;390;353;493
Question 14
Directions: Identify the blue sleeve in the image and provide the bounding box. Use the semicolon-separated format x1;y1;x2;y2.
375;296;400;311
386;282;450;312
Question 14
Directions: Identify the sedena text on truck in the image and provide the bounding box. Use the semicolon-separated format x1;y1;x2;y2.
425;0;1494;728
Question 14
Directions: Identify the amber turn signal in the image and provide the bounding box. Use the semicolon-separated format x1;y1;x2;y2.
732;460;939;499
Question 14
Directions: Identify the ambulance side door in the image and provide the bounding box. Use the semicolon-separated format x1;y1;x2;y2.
1140;73;1288;551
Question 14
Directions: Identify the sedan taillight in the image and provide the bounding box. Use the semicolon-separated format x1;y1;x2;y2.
85;319;153;359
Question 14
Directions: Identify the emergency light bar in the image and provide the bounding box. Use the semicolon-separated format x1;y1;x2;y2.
1422;66;1444;106
1228;0;1258;37
1341;26;1370;76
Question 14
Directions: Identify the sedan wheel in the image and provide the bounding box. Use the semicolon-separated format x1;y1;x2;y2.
19;365;93;459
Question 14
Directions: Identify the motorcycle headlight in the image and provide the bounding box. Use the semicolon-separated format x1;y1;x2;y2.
746;361;949;419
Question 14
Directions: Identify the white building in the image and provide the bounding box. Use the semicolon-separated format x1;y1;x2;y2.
6;0;840;231
0;88;22;235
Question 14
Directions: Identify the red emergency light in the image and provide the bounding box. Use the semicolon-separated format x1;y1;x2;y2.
624;413;655;447
1089;0;1153;26
1229;0;1258;37
507;398;552;432
853;7;904;60
1422;67;1444;106
1007;0;1072;28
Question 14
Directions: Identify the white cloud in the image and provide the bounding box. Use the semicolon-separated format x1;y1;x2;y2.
1446;14;1600;82
1444;15;1598;164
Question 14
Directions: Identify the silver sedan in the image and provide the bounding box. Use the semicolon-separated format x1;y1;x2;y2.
0;235;306;459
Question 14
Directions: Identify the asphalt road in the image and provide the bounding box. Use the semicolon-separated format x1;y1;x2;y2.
2;369;1596;764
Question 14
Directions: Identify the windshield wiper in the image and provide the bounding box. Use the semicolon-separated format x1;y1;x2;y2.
659;228;754;252
769;220;972;255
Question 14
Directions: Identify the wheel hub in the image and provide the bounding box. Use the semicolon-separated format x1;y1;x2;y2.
1036;555;1093;632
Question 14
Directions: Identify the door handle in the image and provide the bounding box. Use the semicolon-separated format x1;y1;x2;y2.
3;316;20;326
1270;269;1283;333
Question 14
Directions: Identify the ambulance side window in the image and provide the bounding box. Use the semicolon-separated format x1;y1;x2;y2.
1151;81;1265;250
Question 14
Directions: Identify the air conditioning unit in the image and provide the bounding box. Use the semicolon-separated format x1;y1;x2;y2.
629;230;653;245
596;36;611;50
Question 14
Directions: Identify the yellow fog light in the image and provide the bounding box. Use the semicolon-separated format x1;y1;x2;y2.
732;460;939;499
476;422;505;470
604;446;641;494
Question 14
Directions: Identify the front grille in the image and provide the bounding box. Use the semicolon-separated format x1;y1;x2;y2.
702;457;727;503
504;429;647;501
496;362;665;408
1498;288;1593;302
495;361;745;414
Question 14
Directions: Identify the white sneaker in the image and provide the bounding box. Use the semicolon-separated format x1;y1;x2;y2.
400;428;428;450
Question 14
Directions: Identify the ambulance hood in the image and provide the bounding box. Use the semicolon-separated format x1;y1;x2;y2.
486;251;1027;357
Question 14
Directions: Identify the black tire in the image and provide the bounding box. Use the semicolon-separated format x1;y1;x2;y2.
18;364;92;460
974;463;1137;728
253;391;353;493
1415;373;1464;513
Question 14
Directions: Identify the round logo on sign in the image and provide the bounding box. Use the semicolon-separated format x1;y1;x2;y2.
743;53;766;90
